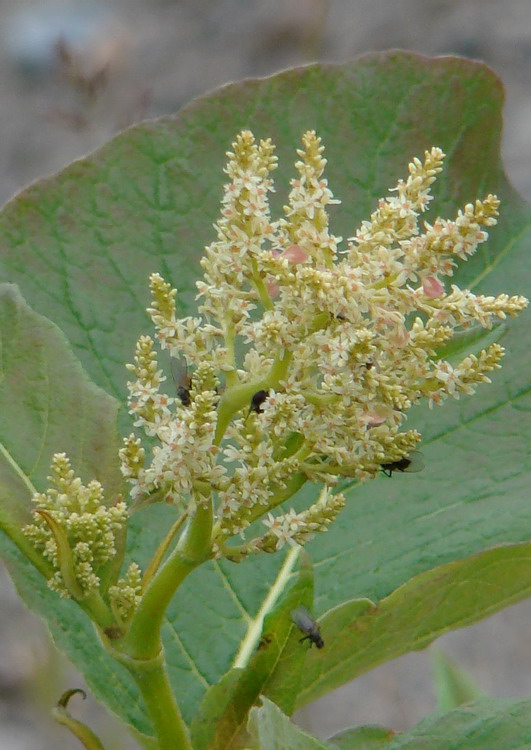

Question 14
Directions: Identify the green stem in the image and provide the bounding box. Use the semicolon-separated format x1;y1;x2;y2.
224;318;239;388
300;390;338;407
141;511;188;592
122;500;213;660
251;260;274;311
81;591;116;631
252;471;308;521
214;348;293;444
120;651;192;750
53;689;107;750
268;349;293;385
370;272;398;290
214;379;269;443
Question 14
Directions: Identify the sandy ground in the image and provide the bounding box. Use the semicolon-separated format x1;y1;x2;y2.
1;1;531;748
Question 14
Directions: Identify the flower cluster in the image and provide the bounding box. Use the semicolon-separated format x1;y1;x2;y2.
23;454;128;598
108;562;142;623
120;130;527;559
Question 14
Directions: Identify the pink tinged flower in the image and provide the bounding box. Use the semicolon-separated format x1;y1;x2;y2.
359;410;387;427
423;275;445;298
388;323;409;348
266;278;280;298
267;245;309;298
282;244;308;264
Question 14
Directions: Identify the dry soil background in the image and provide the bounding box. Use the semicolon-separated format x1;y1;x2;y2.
1;1;531;748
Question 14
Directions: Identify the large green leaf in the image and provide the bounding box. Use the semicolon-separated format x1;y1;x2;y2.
1;52;531;735
329;726;395;750
252;697;531;750
248;697;332;750
0;284;122;525
0;52;522;404
0;285;150;734
295;541;531;709
190;552;315;750
374;697;531;749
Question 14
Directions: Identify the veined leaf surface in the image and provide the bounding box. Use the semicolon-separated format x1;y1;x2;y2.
0;53;530;734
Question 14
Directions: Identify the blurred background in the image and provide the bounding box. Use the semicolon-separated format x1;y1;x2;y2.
1;0;531;747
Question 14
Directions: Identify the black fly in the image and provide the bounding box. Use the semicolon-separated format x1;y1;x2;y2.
381;451;424;477
291;605;324;649
250;389;269;414
170;355;191;407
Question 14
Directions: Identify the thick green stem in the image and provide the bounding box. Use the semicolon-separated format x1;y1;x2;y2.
122;500;213;660
120;651;191;750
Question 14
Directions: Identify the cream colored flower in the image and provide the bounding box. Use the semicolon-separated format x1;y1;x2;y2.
120;130;527;556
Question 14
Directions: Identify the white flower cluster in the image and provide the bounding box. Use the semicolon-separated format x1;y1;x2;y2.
121;130;527;559
108;562;142;623
23;454;128;598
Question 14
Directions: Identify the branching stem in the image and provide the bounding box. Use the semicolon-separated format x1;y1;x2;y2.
121;500;213;661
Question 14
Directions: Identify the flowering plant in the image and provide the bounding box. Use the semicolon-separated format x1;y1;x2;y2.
1;54;531;750
118;130;524;563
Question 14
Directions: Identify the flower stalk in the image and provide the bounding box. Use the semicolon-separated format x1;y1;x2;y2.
121;500;213;661
110;649;192;750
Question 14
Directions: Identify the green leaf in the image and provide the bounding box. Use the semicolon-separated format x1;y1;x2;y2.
377;697;531;749
431;650;486;712
248;697;332;750
1;52;531;734
0;53;521;408
329;726;396;750
295;541;531;709
33;509;85;599
0;283;122;565
190;551;316;750
432;321;506;364
0;285;149;735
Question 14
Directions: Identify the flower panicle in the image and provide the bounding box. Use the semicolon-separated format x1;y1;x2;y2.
261;487;346;551
424;342;506;406
126;335;172;436
23;454;128;599
348;147;445;261
220;487;345;562
276;130;342;268
120;130;528;556
49;129;528;569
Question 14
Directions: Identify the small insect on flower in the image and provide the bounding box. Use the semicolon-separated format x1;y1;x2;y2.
291;605;324;649
250;389;269;414
170;354;191;406
381;451;425;477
